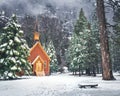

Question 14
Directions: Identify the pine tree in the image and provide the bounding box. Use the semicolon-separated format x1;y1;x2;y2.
67;8;99;76
85;24;99;76
44;41;58;73
0;15;31;80
112;1;120;72
67;33;86;75
67;8;89;75
90;11;102;74
74;8;88;35
74;8;90;75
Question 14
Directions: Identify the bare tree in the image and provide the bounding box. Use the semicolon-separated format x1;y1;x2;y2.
96;0;115;80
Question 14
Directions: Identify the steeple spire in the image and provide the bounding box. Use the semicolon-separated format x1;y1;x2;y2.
34;16;39;32
34;16;40;41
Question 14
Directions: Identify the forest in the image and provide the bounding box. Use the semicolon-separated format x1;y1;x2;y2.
0;0;120;80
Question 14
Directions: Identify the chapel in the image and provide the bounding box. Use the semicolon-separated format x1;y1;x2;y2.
28;31;50;76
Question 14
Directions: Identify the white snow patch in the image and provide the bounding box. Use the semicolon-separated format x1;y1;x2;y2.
0;73;120;96
14;37;21;43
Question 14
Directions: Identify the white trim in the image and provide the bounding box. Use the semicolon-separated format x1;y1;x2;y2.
32;56;40;65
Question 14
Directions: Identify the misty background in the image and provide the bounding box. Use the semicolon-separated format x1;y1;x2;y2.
0;0;113;67
0;0;95;17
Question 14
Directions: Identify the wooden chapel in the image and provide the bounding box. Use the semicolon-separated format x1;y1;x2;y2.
28;22;50;76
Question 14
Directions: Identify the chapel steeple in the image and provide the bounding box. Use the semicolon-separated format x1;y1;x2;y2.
34;16;40;41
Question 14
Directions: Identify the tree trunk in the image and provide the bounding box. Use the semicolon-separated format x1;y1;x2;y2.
92;65;96;76
86;68;91;76
79;65;81;76
96;0;115;80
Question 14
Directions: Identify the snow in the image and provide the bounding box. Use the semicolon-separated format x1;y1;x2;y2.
9;57;16;63
13;50;19;56
11;66;17;70
19;30;23;34
0;73;120;96
9;40;13;45
0;59;4;63
21;58;26;63
10;50;13;56
0;43;8;48
14;37;21;43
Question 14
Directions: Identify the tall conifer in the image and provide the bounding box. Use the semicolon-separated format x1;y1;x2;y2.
0;15;31;79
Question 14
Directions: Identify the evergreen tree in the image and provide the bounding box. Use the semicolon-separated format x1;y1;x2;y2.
91;10;102;73
74;8;88;35
112;1;120;72
106;0;120;72
74;8;91;75
67;33;87;75
0;15;31;80
86;24;99;76
67;8;99;76
67;8;89;75
44;41;58;73
90;12;102;74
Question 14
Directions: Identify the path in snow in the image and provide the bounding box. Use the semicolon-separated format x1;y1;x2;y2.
0;73;120;96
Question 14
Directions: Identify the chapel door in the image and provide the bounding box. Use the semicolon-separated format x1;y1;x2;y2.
35;61;44;76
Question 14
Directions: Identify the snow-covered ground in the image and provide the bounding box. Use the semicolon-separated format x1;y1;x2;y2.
0;73;120;96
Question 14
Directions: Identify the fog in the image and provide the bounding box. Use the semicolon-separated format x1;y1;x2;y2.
0;0;95;19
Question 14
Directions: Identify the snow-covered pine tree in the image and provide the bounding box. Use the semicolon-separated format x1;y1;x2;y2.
67;8;89;75
0;14;31;80
74;8;88;35
44;41;58;73
67;8;97;76
67;33;85;75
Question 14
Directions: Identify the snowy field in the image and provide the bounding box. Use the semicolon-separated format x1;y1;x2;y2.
0;73;120;96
